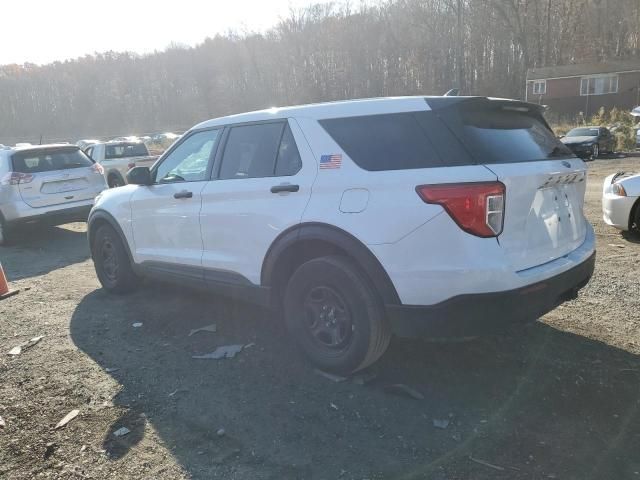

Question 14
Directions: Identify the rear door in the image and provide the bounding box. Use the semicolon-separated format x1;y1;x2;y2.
436;99;587;271
199;119;315;285
12;147;104;208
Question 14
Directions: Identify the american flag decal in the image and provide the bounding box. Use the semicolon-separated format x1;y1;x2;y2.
319;154;342;169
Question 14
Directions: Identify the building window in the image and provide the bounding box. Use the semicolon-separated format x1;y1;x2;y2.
580;75;618;96
532;80;546;95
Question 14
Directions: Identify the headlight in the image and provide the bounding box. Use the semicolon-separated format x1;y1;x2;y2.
612;183;627;196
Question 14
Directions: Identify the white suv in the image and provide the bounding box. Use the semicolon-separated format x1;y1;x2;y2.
1;144;107;245
88;96;596;373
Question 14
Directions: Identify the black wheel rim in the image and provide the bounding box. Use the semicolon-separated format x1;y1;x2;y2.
303;286;353;350
100;238;119;282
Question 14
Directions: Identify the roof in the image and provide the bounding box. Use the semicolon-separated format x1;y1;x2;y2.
192;95;528;131
528;59;640;80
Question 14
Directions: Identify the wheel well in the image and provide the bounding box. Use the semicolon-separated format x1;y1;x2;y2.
264;228;400;309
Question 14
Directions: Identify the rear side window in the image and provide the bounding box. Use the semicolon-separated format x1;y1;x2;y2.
319;113;446;171
105;143;148;159
12;148;93;173
440;101;574;163
219;122;287;180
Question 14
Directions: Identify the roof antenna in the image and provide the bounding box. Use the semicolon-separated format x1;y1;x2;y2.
444;88;460;96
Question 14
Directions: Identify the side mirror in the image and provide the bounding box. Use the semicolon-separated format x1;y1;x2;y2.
127;166;152;186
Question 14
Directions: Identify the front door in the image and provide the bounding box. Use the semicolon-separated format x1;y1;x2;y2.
130;128;221;272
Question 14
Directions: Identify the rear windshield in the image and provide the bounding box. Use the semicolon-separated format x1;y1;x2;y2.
566;128;599;137
441;101;574;164
12;147;93;173
105;143;148;159
319;112;467;171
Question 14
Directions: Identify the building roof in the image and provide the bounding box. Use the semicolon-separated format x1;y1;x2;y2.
527;59;640;80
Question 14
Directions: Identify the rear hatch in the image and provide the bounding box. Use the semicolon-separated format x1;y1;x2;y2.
12;146;103;208
432;98;587;271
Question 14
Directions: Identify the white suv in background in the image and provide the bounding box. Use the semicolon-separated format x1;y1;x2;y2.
88;96;596;373
0;144;107;245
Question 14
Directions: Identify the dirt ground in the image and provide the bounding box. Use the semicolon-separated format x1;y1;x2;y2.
1;156;639;480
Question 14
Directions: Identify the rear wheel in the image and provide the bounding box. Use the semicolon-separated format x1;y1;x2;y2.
283;255;391;374
631;200;640;235
0;217;14;246
92;224;139;293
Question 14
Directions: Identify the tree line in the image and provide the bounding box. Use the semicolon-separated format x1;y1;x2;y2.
1;0;639;144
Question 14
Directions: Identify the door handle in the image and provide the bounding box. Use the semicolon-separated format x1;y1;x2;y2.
174;190;193;199
270;184;300;194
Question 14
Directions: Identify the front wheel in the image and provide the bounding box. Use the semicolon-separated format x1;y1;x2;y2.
591;144;599;159
92;224;139;293
283;255;391;374
0;217;15;246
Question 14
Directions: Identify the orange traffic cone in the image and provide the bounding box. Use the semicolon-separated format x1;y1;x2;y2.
0;262;19;300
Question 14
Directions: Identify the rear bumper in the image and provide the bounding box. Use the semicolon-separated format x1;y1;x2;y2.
5;204;92;228
387;251;595;338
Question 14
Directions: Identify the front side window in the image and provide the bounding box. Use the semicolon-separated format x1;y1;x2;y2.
219;122;285;180
580;75;618;96
532;80;546;95
105;143;148;159
155;129;220;183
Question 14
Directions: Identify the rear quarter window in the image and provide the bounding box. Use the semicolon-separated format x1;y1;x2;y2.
319;112;466;171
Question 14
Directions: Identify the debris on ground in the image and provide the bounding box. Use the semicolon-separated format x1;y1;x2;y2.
216;428;225;437
433;418;450;429
384;384;425;400
168;388;189;397
244;342;256;349
192;344;244;360
352;371;378;385
113;427;130;437
468;456;506;471
314;369;347;382
105;368;119;373
188;323;217;336
330;403;339;411
80;445;87;453
0;415;5;428
608;244;626;248
54;409;79;430
43;442;57;459
7;335;44;356
132;323;143;328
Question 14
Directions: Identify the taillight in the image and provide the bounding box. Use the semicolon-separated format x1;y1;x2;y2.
92;163;105;175
1;172;34;185
416;182;506;237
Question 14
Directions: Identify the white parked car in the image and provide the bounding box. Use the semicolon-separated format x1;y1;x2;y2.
87;96;595;373
0;144;107;245
602;171;640;233
85;141;159;188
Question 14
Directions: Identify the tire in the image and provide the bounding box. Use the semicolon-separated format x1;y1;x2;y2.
591;144;599;159
631;200;640;235
92;224;139;293
108;175;125;188
0;217;14;246
283;255;391;374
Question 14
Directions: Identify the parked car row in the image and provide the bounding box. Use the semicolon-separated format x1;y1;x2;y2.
560;126;616;159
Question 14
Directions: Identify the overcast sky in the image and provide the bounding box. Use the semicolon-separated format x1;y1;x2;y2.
1;0;328;65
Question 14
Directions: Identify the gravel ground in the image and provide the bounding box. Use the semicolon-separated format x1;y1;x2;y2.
1;155;639;480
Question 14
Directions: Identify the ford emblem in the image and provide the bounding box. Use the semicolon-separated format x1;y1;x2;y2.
561;161;571;168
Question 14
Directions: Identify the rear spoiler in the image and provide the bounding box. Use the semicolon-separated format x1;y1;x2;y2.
426;96;546;115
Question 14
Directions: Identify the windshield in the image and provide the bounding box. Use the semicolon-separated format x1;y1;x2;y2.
11;147;93;173
567;128;599;137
